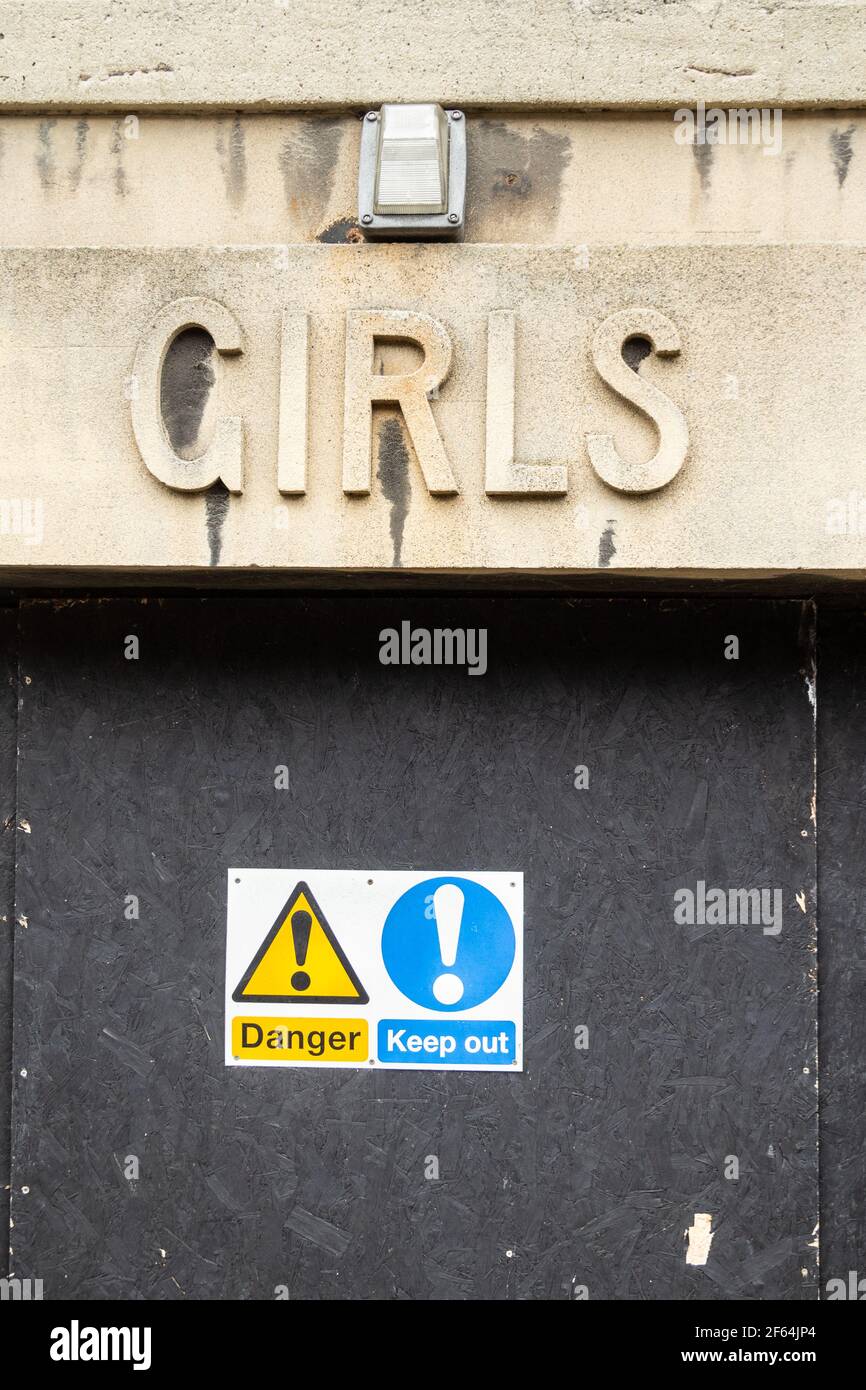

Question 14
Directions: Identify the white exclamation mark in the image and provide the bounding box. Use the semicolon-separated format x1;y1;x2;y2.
432;883;464;1005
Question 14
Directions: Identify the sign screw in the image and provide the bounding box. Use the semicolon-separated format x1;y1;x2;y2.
365;111;378;121
448;213;459;223
450;111;463;120
361;214;373;224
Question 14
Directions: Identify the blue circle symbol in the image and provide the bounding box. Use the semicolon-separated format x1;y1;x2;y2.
381;876;516;1012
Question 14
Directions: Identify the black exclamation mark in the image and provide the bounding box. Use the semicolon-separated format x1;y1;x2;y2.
290;909;312;991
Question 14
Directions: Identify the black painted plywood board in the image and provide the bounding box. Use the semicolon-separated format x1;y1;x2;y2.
9;595;816;1300
0;604;17;1277
817;608;866;1295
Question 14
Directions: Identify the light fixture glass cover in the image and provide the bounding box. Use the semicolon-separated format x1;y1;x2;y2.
374;103;450;215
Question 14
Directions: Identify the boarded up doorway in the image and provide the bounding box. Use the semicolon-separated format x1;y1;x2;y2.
6;595;816;1300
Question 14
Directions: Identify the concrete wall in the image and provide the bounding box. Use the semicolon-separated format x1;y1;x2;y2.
1;111;862;248
1;5;865;584
1;0;865;109
2;242;866;579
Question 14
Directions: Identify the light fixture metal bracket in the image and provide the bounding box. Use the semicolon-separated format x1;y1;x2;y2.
358;107;466;240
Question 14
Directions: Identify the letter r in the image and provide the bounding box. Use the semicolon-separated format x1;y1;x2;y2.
342;310;459;496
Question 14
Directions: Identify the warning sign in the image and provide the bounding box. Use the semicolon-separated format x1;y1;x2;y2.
225;870;523;1072
232;881;367;1004
231;1017;369;1063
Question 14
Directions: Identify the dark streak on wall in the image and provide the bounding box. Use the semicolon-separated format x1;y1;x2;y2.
280;117;344;227
316;216;364;244
110;117;128;198
829;124;855;188
36;118;56;190
160;328;216;458
692;140;712;192
466;120;571;237
598;522;617;568
376;417;411;569
69;118;88;193
229;115;246;203
205;483;230;568
622;336;652;374
216;114;247;206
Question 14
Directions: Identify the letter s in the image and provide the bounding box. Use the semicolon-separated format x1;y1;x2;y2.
587;307;688;493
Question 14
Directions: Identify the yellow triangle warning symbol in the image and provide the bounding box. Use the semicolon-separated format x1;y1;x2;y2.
232;881;368;1005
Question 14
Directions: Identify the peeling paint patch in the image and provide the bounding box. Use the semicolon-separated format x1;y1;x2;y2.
205;483;230;568
686;65;756;78
829;124;855;188
377;416;411;568
685;1212;714;1265
79;63;174;86
598;521;616;568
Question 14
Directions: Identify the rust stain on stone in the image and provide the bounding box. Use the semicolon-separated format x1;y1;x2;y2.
316;216;364;243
